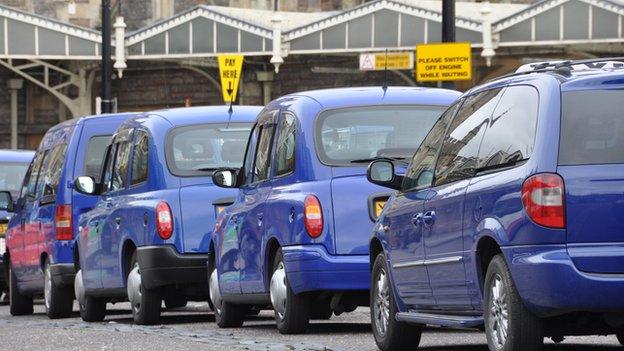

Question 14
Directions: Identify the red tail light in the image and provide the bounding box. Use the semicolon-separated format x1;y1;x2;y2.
521;173;566;229
55;204;73;240
304;195;323;238
156;201;173;240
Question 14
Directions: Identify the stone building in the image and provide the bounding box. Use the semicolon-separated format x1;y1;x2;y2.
0;0;622;149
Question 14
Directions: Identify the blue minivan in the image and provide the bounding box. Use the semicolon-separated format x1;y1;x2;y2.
0;150;35;301
5;113;136;318
367;60;624;351
210;87;460;333
73;106;259;324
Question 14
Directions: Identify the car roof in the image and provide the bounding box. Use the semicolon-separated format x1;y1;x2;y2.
47;112;141;132
282;86;461;109
0;149;35;163
145;105;263;126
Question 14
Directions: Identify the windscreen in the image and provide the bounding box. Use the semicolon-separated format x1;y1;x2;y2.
559;89;624;165
168;123;253;176
0;162;29;198
316;105;447;165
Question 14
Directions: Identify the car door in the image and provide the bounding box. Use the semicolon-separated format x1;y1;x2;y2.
8;150;44;279
100;129;133;289
423;88;504;311
384;102;461;309
239;109;278;294
23;149;48;282
79;143;118;290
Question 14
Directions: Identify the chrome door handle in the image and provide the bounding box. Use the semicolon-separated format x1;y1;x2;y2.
422;211;436;226
257;213;263;227
412;213;423;226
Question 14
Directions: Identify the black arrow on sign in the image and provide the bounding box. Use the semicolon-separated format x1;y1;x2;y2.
226;81;234;96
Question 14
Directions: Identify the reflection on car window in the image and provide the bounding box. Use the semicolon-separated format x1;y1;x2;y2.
274;113;296;177
434;89;504;186
402;102;461;191
168;123;253;176
112;141;131;192
253;124;275;182
84;136;111;183
24;151;46;202
41;144;68;197
0;162;29;199
317;105;447;165
131;130;148;185
101;144;117;194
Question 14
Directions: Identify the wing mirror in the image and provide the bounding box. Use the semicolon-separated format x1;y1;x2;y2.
0;191;14;212
212;168;241;188
74;176;97;195
367;160;403;191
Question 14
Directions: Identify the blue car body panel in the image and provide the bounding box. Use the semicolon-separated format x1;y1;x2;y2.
212;87;460;298
5;113;135;293
77;106;260;296
375;69;624;324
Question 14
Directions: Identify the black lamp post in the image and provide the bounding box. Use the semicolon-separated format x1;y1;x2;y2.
441;0;455;89
101;0;112;113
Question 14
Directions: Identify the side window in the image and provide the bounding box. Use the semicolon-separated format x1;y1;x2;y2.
243;125;259;185
274;113;296;177
253;124;275;183
111;141;132;192
477;86;539;170
41;144;68;197
24;150;46;202
434;88;505;187
131;130;149;185
101;144;117;194
402;102;461;191
84;136;111;183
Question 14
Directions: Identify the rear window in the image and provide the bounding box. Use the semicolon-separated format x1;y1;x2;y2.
166;123;253;177
0;162;29;199
559;89;624;165
316;105;447;166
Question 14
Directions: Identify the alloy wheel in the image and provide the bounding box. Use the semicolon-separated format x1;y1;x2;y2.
373;267;390;336
270;261;287;320
489;274;509;349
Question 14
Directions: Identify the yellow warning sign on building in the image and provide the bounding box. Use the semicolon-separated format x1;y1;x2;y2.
359;52;414;71
416;43;472;82
218;55;244;103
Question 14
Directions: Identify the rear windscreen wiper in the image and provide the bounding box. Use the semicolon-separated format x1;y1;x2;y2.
475;158;527;174
350;157;406;164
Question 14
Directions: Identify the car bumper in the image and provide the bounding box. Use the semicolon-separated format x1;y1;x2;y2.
137;245;207;290
282;245;369;294
503;244;624;317
49;263;75;287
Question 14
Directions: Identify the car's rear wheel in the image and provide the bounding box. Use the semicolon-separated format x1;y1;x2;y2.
209;263;246;328
9;262;33;316
43;258;73;319
127;253;162;325
484;254;543;351
371;253;422;351
75;269;106;322
271;248;310;334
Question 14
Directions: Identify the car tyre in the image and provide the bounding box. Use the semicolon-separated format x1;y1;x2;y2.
128;252;162;325
484;254;543;351
79;295;107;322
43;258;73;319
271;248;311;334
209;262;246;328
616;331;624;345
371;253;422;351
9;262;33;316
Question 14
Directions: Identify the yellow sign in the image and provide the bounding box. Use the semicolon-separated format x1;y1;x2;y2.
374;200;387;219
360;52;414;71
218;55;244;103
416;43;472;82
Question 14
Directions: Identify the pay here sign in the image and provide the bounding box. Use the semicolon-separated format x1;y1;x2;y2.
416;43;472;82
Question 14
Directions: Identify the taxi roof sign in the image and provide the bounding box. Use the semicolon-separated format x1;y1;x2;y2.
218;55;244;103
416;43;472;82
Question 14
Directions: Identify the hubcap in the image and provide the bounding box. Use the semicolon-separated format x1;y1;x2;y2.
373;268;390;336
44;263;51;310
489;274;509;349
74;269;87;309
270;261;287;320
127;262;142;316
208;269;223;315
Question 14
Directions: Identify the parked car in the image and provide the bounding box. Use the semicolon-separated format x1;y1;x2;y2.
73;106;260;324
4;113;137;318
367;60;624;351
210;86;460;333
0;150;35;301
